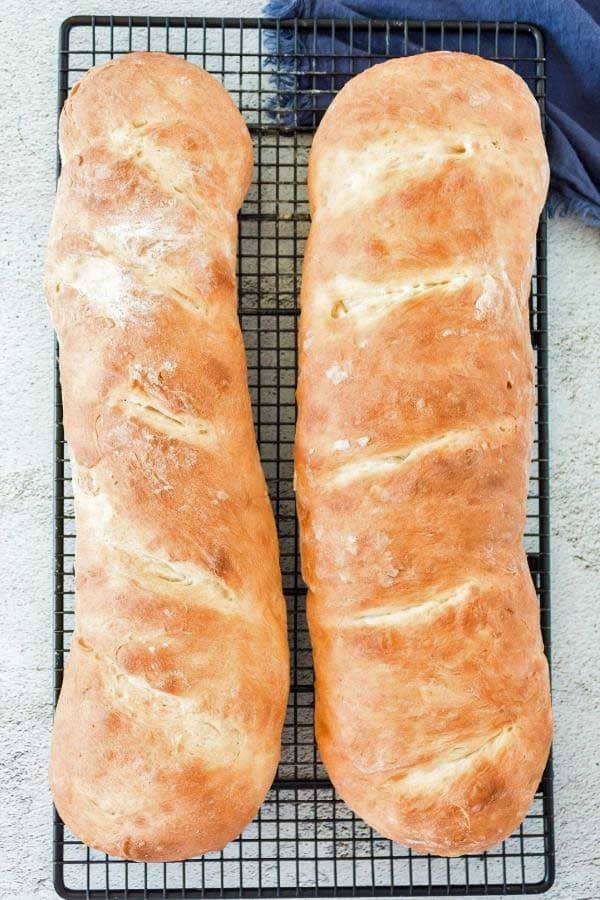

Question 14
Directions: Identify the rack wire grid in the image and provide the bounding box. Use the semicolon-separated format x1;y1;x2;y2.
53;15;554;899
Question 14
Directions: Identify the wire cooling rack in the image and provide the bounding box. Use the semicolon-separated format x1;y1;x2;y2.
53;15;554;899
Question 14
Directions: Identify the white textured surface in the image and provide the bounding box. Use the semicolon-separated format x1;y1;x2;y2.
1;2;599;898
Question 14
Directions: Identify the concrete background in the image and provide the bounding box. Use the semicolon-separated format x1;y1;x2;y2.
0;1;598;898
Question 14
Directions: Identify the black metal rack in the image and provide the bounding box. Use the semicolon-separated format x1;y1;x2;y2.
53;16;554;898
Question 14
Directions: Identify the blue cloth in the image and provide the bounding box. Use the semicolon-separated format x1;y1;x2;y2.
263;0;600;225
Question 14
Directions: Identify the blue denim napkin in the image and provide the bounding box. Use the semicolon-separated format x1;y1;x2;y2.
263;0;600;225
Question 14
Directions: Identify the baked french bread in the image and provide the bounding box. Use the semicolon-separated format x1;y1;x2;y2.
295;52;552;856
45;52;288;862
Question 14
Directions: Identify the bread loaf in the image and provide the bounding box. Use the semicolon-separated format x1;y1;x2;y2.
295;52;551;856
45;52;288;862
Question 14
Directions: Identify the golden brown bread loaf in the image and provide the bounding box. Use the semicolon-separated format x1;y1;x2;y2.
295;52;552;857
45;52;288;862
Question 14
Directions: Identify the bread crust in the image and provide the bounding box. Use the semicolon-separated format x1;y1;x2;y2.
46;52;289;862
295;52;551;856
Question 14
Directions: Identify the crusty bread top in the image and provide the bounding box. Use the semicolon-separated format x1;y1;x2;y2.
296;52;551;856
46;52;288;862
298;53;548;521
